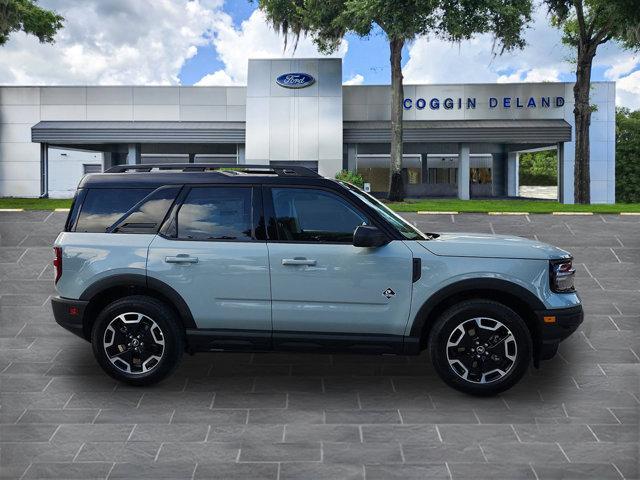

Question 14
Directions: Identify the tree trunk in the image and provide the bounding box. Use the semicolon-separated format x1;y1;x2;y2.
388;37;405;202
573;46;595;204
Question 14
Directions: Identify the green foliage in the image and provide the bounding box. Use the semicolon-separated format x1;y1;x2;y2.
519;150;558;186
258;0;532;53
0;0;63;45
335;169;365;188
616;108;640;203
387;199;640;213
546;0;640;50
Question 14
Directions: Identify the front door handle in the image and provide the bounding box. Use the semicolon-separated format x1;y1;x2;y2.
165;254;199;264
282;257;317;266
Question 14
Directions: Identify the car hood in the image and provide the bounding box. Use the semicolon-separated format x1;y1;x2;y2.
418;233;571;260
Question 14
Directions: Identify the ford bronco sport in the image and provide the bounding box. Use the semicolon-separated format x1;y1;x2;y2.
52;164;583;396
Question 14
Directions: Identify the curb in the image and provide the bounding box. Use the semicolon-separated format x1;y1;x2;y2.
552;212;594;216
488;212;529;215
0;208;24;212
417;211;458;215
620;212;640;216
54;208;70;212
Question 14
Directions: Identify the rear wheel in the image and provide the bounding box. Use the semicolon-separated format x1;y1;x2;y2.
428;300;531;396
91;295;184;386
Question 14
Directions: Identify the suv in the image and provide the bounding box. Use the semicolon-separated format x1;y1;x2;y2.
52;164;582;396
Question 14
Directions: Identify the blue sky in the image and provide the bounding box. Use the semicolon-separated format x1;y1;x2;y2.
177;0;625;87
179;2;403;86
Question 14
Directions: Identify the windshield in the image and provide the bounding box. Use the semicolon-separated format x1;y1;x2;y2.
341;182;429;240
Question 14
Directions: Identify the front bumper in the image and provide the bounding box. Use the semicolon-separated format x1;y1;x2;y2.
51;296;89;340
535;304;584;362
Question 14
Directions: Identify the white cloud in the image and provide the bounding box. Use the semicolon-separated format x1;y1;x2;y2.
604;53;639;81
195;70;237;86
197;9;348;86
0;0;223;85
343;73;364;85
403;10;571;85
497;67;561;83
616;70;640;110
402;8;639;108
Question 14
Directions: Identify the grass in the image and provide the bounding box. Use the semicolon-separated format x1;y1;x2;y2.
387;199;640;214
1;197;639;214
0;198;72;210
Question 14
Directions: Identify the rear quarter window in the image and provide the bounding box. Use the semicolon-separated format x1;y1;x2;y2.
75;188;153;233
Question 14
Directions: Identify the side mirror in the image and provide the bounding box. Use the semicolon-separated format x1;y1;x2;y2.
353;225;388;248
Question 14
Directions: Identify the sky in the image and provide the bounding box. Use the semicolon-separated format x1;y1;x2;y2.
0;0;638;108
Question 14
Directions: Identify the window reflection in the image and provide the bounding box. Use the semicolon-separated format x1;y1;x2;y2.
177;187;253;241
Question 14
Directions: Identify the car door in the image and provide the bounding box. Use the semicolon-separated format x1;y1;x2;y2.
146;185;271;348
265;186;414;349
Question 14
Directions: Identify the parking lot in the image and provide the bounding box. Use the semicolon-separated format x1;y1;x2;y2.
0;210;638;480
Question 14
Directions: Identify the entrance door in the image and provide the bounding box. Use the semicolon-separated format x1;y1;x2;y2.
265;186;413;350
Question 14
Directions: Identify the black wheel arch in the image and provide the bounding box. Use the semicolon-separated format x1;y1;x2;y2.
409;278;545;354
79;274;196;340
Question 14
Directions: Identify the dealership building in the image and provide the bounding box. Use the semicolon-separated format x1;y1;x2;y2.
0;58;616;203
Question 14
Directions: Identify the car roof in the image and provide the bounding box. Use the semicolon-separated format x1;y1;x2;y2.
78;164;340;189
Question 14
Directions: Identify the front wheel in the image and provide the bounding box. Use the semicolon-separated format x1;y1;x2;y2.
428;300;531;396
91;295;184;386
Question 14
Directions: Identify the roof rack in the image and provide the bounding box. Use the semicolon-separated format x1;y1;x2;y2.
105;163;320;177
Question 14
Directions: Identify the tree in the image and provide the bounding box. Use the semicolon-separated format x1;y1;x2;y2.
258;0;532;200
615;107;640;203
519;150;558;186
544;0;640;204
0;0;64;46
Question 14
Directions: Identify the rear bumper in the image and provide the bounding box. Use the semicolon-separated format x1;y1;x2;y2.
535;304;584;361
51;296;89;340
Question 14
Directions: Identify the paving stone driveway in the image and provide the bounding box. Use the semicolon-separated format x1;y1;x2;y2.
0;211;638;480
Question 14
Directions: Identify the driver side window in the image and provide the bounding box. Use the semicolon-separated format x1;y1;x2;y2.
271;188;368;243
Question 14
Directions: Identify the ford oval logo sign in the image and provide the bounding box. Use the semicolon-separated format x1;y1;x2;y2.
276;72;315;89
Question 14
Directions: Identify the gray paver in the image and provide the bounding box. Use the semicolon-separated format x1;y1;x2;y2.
0;211;638;479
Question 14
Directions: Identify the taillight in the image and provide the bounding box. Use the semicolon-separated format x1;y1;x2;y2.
53;247;62;284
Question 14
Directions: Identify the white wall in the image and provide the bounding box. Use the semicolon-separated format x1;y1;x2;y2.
48;148;104;198
0;80;615;203
344;81;616;204
0;85;247;198
245;59;343;177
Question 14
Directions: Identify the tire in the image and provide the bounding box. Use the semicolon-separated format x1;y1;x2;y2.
428;299;531;396
91;295;184;386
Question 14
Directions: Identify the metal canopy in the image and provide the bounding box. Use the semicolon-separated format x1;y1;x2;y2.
343;119;572;144
32;121;246;144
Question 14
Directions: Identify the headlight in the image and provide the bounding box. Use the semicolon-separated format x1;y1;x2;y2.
550;259;575;293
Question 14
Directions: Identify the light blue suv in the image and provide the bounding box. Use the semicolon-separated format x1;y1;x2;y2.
52;164;583;395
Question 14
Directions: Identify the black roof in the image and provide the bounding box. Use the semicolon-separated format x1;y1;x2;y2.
79;163;337;189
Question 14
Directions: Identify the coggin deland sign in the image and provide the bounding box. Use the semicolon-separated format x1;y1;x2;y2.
403;95;565;110
275;71;566;111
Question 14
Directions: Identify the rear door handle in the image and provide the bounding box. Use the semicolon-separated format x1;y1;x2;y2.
165;254;199;264
282;257;317;266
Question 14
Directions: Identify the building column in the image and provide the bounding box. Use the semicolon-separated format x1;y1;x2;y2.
492;151;507;197
507;151;519;197
40;143;49;198
557;142;565;203
347;144;357;171
237;144;245;164
127;143;141;165
421;153;428;185
457;143;470;200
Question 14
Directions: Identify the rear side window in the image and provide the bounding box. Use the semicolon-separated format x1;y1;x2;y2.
176;187;253;241
75;188;152;233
